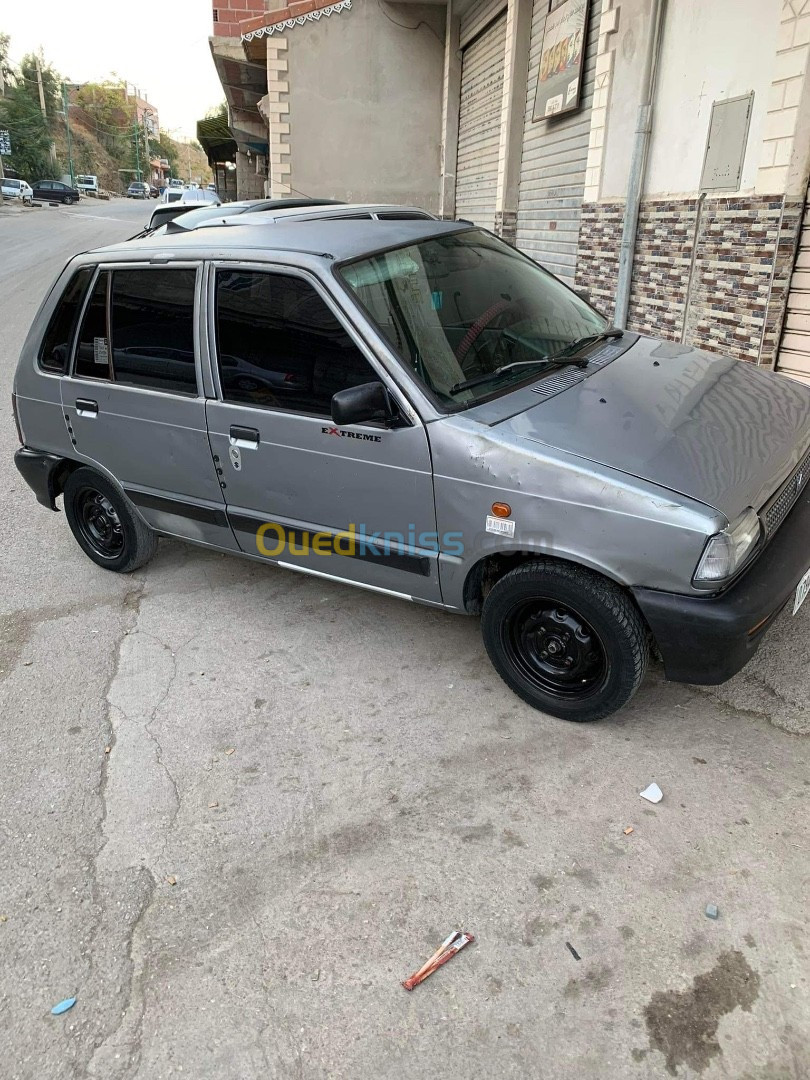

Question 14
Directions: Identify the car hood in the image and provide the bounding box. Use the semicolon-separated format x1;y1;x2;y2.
501;336;810;520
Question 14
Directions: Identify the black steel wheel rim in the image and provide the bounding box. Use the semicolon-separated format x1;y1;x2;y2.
501;597;609;699
76;488;124;559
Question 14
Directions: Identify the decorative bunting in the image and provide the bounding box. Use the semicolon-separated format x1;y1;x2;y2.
243;0;353;41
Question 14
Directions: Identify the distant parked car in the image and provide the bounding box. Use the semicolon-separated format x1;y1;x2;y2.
1;177;34;204
147;197;344;233
31;180;81;205
136;197;341;238
161;187;220;206
148;184;159;199
127;182;150;200
139;204;199;233
76;174;99;194
206;183;217;193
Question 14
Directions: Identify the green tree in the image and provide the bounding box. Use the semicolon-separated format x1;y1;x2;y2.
19;52;60;116
0;84;57;179
0;32;17;90
150;135;179;179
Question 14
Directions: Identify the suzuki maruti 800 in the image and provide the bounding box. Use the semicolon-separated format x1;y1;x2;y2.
12;220;810;720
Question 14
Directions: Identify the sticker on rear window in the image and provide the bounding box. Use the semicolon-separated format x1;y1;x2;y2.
93;337;109;366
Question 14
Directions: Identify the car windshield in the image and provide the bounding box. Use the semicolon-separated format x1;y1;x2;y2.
339;229;606;409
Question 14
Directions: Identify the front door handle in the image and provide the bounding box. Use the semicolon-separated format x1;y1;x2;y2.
75;398;98;418
229;425;260;449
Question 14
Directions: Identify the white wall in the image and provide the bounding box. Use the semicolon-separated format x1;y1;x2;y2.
287;2;446;210
601;0;781;199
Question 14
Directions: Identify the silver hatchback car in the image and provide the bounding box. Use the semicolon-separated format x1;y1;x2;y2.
12;220;810;720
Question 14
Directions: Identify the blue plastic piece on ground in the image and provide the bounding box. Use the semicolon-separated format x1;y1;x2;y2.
51;997;76;1015
705;904;719;920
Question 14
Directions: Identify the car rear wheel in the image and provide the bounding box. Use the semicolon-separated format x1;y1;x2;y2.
64;468;158;573
481;560;648;722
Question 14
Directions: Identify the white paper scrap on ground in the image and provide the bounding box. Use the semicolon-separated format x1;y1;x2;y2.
639;782;663;803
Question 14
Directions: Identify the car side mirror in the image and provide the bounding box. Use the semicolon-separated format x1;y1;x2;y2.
331;381;396;427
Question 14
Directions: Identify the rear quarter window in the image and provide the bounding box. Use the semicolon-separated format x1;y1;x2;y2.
38;267;94;374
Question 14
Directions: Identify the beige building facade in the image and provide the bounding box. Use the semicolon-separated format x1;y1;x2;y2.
211;0;810;381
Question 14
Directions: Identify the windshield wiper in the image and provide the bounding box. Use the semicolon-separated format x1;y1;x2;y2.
448;327;623;396
546;326;624;362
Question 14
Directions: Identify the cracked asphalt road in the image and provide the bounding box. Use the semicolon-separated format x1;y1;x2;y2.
1;198;809;1080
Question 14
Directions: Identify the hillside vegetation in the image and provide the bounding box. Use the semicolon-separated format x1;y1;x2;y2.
0;34;211;191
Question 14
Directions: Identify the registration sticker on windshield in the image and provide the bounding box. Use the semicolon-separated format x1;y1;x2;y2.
486;515;515;538
793;568;810;615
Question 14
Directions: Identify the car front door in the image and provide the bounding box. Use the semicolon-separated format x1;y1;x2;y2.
204;264;442;603
60;263;238;551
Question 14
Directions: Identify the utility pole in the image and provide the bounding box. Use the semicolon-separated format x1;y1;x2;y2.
35;53;47;116
133;119;141;181
61;82;75;186
187;143;191;184
36;54;59;168
142;109;154;186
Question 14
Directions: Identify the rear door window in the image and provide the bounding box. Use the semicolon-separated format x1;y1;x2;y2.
75;271;111;379
74;268;198;392
110;269;197;393
39;267;94;373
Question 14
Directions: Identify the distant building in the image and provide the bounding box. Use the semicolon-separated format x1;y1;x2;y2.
128;89;160;137
208;0;810;383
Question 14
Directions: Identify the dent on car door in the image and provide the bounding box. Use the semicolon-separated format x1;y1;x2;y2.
60;265;239;550
205;265;443;603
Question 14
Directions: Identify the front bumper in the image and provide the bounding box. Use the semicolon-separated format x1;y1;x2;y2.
633;488;810;685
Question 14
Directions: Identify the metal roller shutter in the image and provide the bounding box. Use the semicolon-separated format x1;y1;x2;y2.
459;0;507;46
516;0;599;282
455;11;507;232
776;188;810;385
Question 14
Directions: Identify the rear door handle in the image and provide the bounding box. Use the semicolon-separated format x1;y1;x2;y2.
229;425;260;449
75;398;98;418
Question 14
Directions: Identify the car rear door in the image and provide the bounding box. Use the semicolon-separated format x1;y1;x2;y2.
204;262;442;603
60;262;238;551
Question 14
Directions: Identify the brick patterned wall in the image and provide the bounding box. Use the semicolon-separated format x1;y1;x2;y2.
576;202;623;310
213;0;267;39
629;200;698;342
575;196;804;366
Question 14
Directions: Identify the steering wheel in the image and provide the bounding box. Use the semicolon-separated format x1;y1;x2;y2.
455;298;518;369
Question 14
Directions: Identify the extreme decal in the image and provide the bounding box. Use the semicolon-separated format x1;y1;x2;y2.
322;426;382;443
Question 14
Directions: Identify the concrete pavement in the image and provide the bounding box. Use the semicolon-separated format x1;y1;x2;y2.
0;198;808;1079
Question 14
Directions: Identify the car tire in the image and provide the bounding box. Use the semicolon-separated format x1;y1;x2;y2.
481;559;648;722
64;195;76;205
64;467;158;573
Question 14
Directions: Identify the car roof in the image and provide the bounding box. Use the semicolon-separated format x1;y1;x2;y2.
98;218;474;263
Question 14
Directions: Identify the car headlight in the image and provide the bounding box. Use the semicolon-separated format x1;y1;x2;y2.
694;508;762;585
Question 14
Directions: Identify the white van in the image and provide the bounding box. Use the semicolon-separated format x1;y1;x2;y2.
76;175;99;194
1;177;34;204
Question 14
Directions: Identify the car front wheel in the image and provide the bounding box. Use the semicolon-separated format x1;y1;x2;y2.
64;467;158;573
481;560;648;722
64;195;76;205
